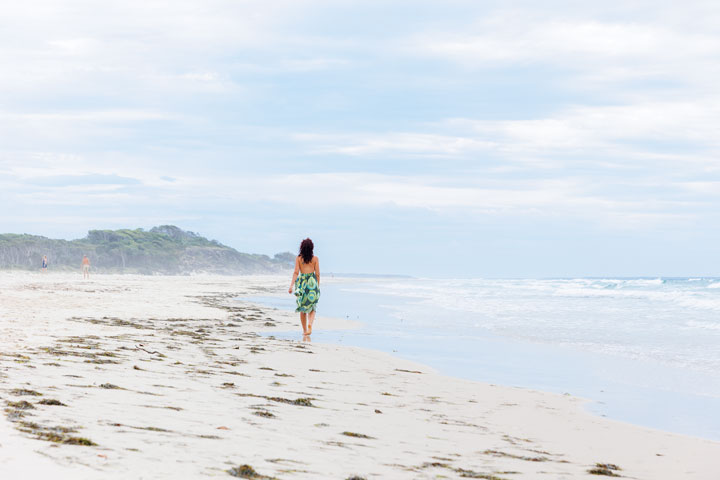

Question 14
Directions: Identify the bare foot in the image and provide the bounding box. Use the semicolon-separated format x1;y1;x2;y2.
307;327;312;335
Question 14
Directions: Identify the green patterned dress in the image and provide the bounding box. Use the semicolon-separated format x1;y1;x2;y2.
294;272;320;313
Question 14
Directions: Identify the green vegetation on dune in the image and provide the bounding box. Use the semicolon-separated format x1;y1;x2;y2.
0;225;293;274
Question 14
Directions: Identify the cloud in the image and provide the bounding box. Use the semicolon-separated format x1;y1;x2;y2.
125;172;704;228
0;0;352;98
293;132;498;156
407;9;720;92
292;98;720;173
0;110;172;123
23;174;142;187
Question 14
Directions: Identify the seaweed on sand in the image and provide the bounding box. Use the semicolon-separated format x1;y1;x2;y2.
483;449;549;462
341;431;375;439
252;410;276;418
36;432;96;446
85;358;121;364
227;464;277;479
236;393;315;407
11;388;43;396
588;463;622;477
99;383;122;389
6;400;36;410
420;461;510;480
13;420;96;446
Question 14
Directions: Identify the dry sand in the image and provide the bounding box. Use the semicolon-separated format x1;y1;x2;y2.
0;272;718;479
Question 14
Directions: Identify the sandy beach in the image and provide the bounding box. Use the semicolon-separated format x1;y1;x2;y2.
0;272;718;479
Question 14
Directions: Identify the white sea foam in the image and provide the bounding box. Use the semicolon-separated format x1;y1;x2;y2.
343;277;720;374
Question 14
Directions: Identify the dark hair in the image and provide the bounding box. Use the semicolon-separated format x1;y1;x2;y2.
299;238;314;264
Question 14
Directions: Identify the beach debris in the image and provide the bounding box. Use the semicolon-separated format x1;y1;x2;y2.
346;476;367;480
341;431;375;439
268;396;313;407
374;409;382;414
432;456;455;462
483;449;548;462
12;419;96;446
11;388;43;396
58;436;97;446
136;344;165;356
12;354;31;363
99;383;121;389
217;426;230;430
395;368;423;374
37;399;66;406
135;425;171;432
588;463;622;476
252;410;275;418
420;462;510;480
325;440;349;448
455;468;508;479
227;464;277;479
6;400;35;410
236;393;315;407
85;358;121;364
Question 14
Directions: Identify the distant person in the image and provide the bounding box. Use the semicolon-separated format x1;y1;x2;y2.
82;255;90;279
288;238;320;336
41;255;48;272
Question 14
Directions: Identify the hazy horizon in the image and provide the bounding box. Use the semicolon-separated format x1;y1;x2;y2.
1;1;719;277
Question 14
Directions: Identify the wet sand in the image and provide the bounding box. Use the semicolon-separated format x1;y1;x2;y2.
0;272;718;479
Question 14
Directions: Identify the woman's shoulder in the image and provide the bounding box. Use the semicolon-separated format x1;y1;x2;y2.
313;255;319;262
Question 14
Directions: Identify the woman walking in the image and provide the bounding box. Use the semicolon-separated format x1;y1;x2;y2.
288;238;320;336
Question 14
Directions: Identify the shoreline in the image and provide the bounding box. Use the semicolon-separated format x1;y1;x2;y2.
1;272;719;479
249;276;720;442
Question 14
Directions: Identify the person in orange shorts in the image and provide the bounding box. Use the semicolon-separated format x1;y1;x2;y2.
82;255;90;279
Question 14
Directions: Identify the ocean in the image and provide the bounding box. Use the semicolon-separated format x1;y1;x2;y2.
248;276;720;440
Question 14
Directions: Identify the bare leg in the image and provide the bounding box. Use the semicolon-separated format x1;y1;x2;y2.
308;310;315;335
307;310;316;335
300;313;308;335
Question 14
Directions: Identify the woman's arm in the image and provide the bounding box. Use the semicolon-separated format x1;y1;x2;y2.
289;257;299;293
314;256;320;286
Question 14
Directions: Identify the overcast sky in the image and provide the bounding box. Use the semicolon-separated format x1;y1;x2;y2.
1;1;719;276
